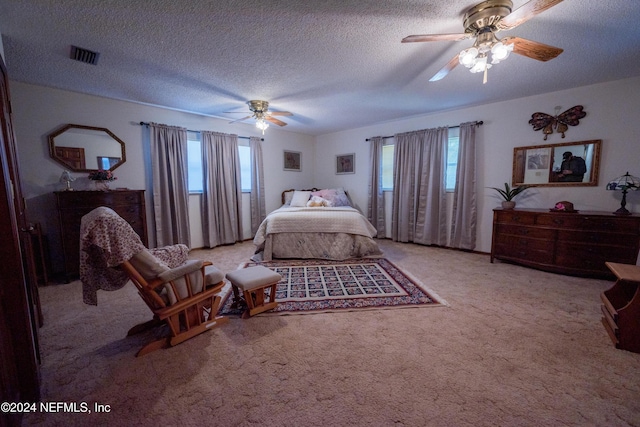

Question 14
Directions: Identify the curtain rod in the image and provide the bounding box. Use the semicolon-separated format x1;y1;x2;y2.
365;120;483;141
138;121;263;141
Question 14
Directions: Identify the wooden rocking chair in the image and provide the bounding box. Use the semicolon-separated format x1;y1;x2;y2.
79;207;228;357
121;251;229;357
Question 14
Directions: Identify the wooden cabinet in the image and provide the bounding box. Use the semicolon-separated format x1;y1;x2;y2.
601;262;640;353
491;208;640;278
0;53;41;414
55;190;147;281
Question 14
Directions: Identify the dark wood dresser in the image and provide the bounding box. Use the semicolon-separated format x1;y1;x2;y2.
491;208;640;278
55;190;147;282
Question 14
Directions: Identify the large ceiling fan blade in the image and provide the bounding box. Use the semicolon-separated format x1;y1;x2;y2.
228;115;252;124
266;116;287;127
268;111;293;116
503;36;563;61
429;54;460;82
402;33;471;43
498;0;565;31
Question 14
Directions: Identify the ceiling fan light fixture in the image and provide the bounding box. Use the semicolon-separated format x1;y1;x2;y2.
404;0;565;83
459;47;479;67
491;41;514;63
256;118;269;134
469;55;490;73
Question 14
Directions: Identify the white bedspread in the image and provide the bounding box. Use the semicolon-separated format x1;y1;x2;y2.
253;206;377;246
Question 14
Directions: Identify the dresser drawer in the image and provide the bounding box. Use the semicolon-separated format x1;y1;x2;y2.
493;241;554;264
536;214;640;233
494;210;536;225
556;229;639;246
555;242;637;270
494;223;556;239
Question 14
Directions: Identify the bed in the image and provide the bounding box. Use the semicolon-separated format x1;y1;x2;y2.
252;188;382;261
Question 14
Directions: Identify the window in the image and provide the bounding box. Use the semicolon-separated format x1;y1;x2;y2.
238;143;251;192
186;132;251;193
187;132;203;193
378;128;460;192
381;143;394;190
445;128;460;192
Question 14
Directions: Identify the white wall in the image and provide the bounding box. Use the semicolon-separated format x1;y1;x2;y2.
9;82;315;272
315;76;640;253
9;76;640;274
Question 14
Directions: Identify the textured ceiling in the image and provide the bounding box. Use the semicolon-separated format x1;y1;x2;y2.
1;0;640;135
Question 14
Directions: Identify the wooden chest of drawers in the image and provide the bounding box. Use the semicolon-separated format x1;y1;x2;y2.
55;190;147;282
491;208;640;278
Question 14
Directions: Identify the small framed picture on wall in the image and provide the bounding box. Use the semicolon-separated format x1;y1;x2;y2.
283;150;301;171
336;153;355;174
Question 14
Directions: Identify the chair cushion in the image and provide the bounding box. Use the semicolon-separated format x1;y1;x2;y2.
129;249;169;279
205;265;224;286
226;265;282;292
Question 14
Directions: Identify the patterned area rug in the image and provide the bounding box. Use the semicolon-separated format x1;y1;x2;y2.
220;258;446;315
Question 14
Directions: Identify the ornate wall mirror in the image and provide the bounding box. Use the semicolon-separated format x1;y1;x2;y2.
513;140;601;187
48;124;126;172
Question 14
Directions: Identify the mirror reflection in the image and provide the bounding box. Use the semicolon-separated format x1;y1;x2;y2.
513;140;601;187
48;124;126;172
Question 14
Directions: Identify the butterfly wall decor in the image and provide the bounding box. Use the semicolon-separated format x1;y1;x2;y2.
528;105;586;140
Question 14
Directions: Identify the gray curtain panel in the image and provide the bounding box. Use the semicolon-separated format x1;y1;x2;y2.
367;136;385;237
201;131;243;247
450;122;478;250
249;136;266;234
148;122;191;248
391;127;448;245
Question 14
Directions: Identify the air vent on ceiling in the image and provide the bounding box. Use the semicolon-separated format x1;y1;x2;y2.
70;45;100;65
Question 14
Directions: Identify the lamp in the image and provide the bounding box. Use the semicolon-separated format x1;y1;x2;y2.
607;172;640;215
458;31;513;84
59;170;75;191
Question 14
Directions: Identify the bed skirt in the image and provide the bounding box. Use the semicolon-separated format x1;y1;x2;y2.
253;232;382;262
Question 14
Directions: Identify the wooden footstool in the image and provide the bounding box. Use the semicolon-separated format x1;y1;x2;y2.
226;266;281;318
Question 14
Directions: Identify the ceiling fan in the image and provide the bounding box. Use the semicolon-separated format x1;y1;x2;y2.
402;0;565;83
226;100;293;134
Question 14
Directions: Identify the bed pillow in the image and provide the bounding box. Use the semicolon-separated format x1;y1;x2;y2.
290;190;312;207
283;190;295;205
333;188;352;207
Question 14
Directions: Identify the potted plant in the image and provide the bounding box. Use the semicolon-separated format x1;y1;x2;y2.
88;170;117;191
489;182;530;209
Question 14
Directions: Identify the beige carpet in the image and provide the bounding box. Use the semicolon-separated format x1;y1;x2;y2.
25;240;640;426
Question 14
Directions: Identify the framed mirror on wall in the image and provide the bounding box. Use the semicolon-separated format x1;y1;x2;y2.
48;124;126;172
513;140;602;187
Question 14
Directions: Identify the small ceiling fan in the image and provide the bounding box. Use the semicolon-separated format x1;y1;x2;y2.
225;100;293;133
402;0;565;83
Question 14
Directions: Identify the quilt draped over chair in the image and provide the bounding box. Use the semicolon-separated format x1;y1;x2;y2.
79;206;188;305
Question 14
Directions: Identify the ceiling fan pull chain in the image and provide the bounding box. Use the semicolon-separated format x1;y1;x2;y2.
483;66;488;84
